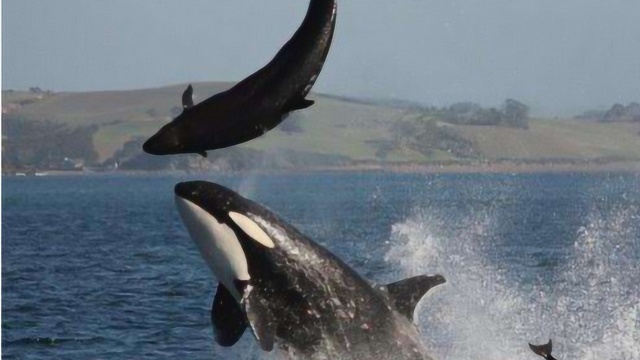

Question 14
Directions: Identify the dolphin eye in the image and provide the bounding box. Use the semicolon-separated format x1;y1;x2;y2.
228;212;275;249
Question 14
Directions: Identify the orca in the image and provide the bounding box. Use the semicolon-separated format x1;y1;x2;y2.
174;181;445;359
143;0;338;157
529;339;557;360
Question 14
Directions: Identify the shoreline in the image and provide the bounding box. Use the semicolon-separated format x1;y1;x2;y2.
3;161;640;177
339;161;640;174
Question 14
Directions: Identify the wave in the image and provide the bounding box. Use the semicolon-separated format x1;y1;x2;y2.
4;336;107;347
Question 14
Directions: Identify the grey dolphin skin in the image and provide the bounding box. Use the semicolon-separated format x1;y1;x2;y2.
143;0;337;157
174;181;446;359
529;339;557;360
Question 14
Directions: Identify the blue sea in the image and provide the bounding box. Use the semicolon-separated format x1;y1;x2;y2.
2;172;639;359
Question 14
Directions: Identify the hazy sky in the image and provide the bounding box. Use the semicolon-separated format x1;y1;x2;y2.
3;0;640;115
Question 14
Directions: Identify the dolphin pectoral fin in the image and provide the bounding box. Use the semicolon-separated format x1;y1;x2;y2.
384;274;446;321
285;99;315;112
211;284;247;347
182;84;194;109
528;339;554;359
243;290;276;351
297;99;315;110
197;151;208;158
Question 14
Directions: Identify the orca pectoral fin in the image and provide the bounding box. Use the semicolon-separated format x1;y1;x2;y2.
528;339;553;359
211;284;247;347
243;290;276;351
285;99;315;112
384;274;446;321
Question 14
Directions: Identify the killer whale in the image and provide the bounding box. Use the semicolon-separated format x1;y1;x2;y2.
143;0;337;157
529;339;557;360
174;181;445;359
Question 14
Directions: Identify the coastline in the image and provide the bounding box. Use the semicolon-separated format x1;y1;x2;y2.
4;161;640;177
334;160;640;174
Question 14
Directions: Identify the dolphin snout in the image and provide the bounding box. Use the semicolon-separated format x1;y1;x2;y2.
142;137;160;155
142;130;181;155
431;274;446;285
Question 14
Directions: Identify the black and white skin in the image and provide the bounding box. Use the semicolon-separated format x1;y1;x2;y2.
174;181;446;359
143;0;337;157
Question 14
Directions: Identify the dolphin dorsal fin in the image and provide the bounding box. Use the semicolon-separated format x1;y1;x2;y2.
182;84;194;109
384;274;446;321
211;283;247;347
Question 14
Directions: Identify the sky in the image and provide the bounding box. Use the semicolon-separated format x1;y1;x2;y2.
3;0;640;116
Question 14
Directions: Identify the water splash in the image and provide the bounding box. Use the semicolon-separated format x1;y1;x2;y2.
384;204;639;360
545;205;639;360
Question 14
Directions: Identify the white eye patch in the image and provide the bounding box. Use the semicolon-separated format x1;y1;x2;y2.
229;212;276;249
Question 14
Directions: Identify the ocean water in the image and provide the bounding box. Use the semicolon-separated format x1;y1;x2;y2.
2;172;639;360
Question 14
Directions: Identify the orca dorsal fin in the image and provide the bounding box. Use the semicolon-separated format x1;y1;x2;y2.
529;339;555;359
182;84;194;109
243;287;277;351
211;283;247;347
384;274;446;321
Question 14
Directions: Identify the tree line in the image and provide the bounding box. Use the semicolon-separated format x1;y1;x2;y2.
435;99;530;129
575;102;640;123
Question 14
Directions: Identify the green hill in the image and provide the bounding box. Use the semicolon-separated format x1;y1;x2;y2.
453;119;640;162
3;83;640;172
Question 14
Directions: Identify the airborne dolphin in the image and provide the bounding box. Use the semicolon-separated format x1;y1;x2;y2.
174;181;446;359
143;0;338;157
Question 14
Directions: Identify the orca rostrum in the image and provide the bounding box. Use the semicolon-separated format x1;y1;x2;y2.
143;0;338;157
174;181;446;359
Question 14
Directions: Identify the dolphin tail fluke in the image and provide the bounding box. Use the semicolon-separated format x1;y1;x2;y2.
528;339;554;359
211;284;247;347
384;274;446;321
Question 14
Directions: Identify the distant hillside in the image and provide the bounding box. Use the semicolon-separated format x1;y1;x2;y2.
3;83;640;172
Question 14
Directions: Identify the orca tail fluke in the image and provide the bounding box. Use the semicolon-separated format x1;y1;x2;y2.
529;339;555;359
